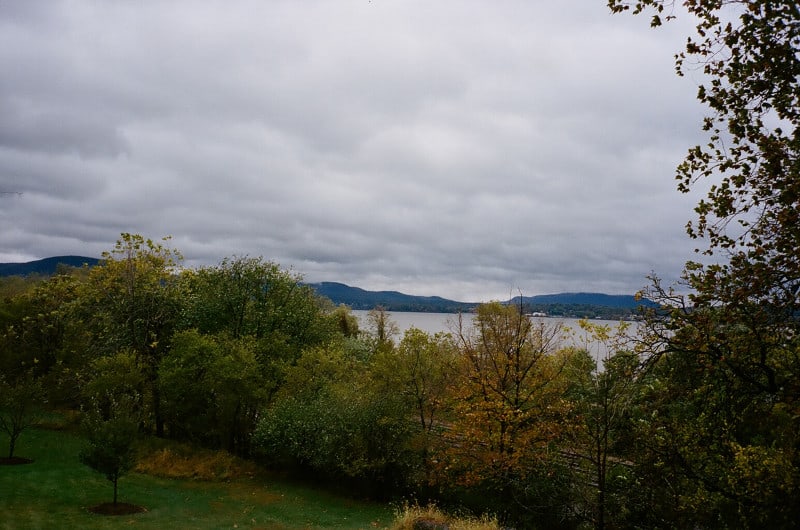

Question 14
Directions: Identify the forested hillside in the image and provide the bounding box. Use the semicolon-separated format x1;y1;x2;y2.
0;256;100;277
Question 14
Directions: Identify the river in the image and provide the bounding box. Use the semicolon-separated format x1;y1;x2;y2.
352;310;639;364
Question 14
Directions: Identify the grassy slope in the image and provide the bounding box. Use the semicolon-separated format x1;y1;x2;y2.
0;427;392;530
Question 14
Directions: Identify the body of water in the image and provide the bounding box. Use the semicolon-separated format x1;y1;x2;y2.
352;310;639;363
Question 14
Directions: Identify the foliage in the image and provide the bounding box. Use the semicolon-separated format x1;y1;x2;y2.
628;300;800;528
608;1;800;526
0;272;87;395
562;321;640;530
254;342;415;496
81;234;183;357
330;303;361;337
431;303;575;527
373;328;458;434
79;393;141;505
0;372;45;459
255;391;413;496
181;256;336;355
365;305;400;354
79;233;184;436
82;351;146;406
178;256;343;418
159;330;267;454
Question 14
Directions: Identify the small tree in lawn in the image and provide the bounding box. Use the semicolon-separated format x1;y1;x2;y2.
80;393;140;506
0;372;45;461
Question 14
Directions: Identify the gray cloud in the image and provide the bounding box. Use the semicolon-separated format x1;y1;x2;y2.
0;0;707;302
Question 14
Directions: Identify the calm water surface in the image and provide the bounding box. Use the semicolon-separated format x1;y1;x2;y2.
353;310;639;363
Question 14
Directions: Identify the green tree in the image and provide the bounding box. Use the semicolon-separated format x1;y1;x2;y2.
182;256;333;345
79;393;141;506
255;341;413;496
375;328;458;434
159;330;267;454
6;273;88;407
365;306;399;354
80;234;183;436
0;372;45;459
180;257;339;393
370;328;459;487
562;321;639;530
82;351;146;422
330;304;360;338
608;2;800;525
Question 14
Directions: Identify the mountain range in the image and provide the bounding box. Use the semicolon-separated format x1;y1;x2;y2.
1;256;654;317
0;255;101;277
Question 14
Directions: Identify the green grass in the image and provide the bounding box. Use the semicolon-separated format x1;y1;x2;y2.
0;427;393;529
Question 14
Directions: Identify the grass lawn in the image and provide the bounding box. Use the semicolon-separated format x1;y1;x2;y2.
0;427;393;530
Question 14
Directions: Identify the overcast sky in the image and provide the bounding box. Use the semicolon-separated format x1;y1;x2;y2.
0;1;709;302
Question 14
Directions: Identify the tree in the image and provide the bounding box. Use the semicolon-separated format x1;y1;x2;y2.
0;373;45;460
605;0;800;270
7;273;88;407
180;256;339;393
440;304;569;510
562;321;639;530
376;328;458;434
159;330;267;454
608;2;800;526
254;341;414;496
80;234;183;436
365;306;399;354
82;351;146;423
370;328;459;487
80;393;140;506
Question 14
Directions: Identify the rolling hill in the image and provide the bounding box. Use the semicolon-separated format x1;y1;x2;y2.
1;256;654;317
0;255;100;277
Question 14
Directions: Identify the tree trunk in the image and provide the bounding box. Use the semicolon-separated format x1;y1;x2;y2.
113;474;118;505
152;380;164;437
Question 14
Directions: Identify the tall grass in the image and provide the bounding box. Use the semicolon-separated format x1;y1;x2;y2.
1;426;393;529
388;503;501;530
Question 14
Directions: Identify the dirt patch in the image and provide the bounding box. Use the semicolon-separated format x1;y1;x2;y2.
0;456;34;465
87;502;147;516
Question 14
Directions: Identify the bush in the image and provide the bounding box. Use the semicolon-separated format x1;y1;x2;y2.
254;387;415;497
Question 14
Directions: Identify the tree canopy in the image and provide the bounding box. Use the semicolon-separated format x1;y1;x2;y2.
609;1;800;526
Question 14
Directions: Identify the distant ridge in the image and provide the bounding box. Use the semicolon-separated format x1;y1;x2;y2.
0;255;100;277
511;292;656;309
0;257;654;318
308;282;475;313
310;282;654;318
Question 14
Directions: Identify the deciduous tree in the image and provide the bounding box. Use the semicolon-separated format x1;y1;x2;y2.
443;303;567;488
562;321;639;530
159;330;266;455
609;1;800;525
180;256;338;386
0;372;45;460
80;234;183;436
79;393;140;506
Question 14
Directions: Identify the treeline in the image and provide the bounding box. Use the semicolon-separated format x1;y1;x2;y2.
309;282;651;318
520;303;641;321
2;234;799;528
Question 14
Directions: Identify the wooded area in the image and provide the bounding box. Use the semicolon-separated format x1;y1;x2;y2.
2;1;799;528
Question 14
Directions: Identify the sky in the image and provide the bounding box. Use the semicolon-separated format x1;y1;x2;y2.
0;0;709;302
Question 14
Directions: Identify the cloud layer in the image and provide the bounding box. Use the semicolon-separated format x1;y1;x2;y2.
0;1;706;301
